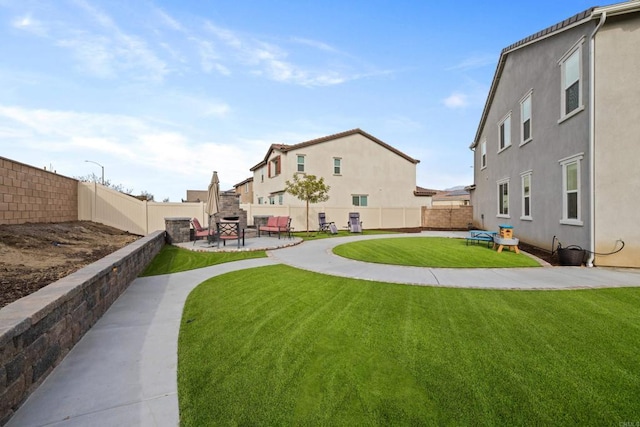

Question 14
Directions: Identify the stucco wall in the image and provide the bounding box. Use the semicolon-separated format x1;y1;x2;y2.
472;23;594;250
593;13;640;267
252;133;422;208
0;157;78;225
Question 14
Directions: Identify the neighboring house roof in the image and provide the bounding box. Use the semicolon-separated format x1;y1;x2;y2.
432;189;470;202
414;186;437;197
233;177;253;188
413;186;437;197
250;128;420;171
471;0;640;150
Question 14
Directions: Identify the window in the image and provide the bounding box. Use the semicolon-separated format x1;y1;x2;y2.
352;195;368;206
520;91;532;145
334;158;341;175
560;154;583;225
498;113;511;151
297;155;305;173
269;156;281;177
261;169;264;183
268;196;275;205
560;40;584;119
257;197;263;204
278;193;284;205
244;183;249;193
481;140;487;169
521;171;532;220
497;179;509;217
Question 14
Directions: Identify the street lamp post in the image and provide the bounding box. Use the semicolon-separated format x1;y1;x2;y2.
84;160;104;185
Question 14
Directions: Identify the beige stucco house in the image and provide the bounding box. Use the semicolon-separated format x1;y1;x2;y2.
233;177;253;204
249;129;432;210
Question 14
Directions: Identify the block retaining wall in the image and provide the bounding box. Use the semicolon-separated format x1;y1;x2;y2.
422;205;473;230
0;230;165;425
0;157;78;225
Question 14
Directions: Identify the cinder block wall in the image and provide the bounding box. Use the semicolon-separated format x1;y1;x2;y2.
422;205;473;230
0;230;165;425
0;157;78;225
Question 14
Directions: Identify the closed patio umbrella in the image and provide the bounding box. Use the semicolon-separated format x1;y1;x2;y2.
205;171;220;228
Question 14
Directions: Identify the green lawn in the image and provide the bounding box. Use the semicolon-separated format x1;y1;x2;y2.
333;237;541;268
178;265;640;426
140;244;266;276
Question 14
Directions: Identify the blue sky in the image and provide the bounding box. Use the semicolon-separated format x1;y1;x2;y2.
0;0;601;202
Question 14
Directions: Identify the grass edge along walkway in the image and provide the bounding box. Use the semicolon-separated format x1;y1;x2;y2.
140;244;266;276
333;236;542;268
178;264;640;426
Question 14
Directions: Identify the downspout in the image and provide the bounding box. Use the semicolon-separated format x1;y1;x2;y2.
587;11;607;267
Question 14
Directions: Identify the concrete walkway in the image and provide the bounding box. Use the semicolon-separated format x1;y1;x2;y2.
7;232;640;426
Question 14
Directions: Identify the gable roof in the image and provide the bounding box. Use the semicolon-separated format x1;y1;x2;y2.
414;186;437;197
233;177;253;188
470;7;595;149
250;128;420;171
471;0;640;150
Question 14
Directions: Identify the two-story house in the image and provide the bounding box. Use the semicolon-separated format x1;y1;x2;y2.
469;1;640;268
233;177;253;204
248;129;434;229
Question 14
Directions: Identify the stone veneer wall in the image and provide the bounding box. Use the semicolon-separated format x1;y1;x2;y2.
218;192;247;230
421;205;473;230
165;217;191;243
0;157;78;225
0;230;165;425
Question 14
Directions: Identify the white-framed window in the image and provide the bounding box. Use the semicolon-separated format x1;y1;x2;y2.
559;153;584;225
497;178;509;217
481;140;487;169
520;91;533;145
352;194;368;207
334;158;341;175
244;183;249;193
559;39;584;121
297;155;305;173
268;196;275;205
278;193;284;205
257;197;263;204
261;169;264;183
521;171;532;220
498;113;511;152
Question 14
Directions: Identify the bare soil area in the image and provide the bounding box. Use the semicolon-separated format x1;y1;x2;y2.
0;221;141;308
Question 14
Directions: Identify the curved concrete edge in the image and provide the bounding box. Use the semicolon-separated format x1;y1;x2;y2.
5;258;278;427
266;231;640;290
8;232;640;427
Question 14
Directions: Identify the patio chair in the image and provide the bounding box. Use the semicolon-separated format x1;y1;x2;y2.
347;212;363;233
318;212;334;233
191;217;213;245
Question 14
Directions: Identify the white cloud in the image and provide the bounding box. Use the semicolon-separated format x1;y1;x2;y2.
202;21;359;87
447;54;496;71
443;92;469;109
290;37;340;53
14;0;169;82
12;14;48;36
0;104;250;199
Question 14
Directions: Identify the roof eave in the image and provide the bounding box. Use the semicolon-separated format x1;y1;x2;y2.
471;7;596;149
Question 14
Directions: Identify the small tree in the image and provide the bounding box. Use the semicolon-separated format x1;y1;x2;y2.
285;174;330;234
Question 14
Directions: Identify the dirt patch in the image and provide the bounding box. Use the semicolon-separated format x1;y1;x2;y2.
0;221;141;308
